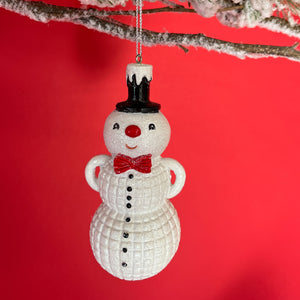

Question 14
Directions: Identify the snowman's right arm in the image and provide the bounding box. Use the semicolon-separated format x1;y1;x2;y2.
85;155;111;192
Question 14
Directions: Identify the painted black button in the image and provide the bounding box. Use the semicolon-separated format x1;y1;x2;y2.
127;195;132;201
123;232;129;238
125;217;131;222
122;248;127;253
126;203;132;209
128;174;134;179
127;186;132;192
122;262;127;267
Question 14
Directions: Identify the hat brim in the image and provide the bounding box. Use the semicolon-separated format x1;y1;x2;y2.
116;101;161;113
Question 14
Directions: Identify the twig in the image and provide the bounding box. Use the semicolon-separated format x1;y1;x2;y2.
105;4;244;16
178;45;189;53
218;4;244;12
0;0;110;19
159;0;185;9
259;16;300;39
0;0;300;62
106;6;195;16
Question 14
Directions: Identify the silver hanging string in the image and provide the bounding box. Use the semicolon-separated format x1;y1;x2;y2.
135;0;142;63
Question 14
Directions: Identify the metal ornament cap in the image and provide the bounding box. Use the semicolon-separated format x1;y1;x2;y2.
116;63;161;113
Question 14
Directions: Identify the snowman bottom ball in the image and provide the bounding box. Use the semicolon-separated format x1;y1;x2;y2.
90;201;180;281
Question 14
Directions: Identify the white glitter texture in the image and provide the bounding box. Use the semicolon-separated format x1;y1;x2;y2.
190;0;221;18
79;0;127;8
126;63;153;85
85;110;186;280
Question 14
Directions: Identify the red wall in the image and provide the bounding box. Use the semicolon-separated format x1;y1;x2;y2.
1;1;300;299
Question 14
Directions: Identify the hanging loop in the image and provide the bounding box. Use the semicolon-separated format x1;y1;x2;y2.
136;54;142;64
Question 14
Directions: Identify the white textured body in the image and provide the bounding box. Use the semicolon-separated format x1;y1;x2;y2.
85;107;186;280
90;158;181;280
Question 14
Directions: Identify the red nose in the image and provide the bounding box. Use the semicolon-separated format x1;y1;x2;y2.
125;125;141;138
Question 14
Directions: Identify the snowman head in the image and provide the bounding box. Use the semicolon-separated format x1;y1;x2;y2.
103;110;171;158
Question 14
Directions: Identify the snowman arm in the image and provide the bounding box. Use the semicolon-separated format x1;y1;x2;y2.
161;158;186;199
85;155;111;192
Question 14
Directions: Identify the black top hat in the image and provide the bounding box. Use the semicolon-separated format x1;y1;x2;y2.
116;74;161;113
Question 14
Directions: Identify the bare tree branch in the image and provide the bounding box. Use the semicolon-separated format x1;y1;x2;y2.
0;0;300;62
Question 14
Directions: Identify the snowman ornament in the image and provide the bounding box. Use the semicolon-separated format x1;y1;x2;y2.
85;63;186;281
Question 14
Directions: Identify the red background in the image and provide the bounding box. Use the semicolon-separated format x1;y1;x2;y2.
1;1;300;299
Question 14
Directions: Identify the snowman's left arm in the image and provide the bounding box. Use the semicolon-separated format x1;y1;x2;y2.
161;158;186;199
85;154;111;192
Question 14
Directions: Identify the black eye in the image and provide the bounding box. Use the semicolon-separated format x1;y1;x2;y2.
149;123;156;130
113;123;120;130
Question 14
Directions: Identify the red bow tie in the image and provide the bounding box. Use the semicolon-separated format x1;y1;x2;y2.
114;154;152;174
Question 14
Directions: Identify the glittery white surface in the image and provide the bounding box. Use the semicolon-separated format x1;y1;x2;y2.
126;63;153;85
85;110;186;280
98;158;170;214
90;201;180;281
103;111;170;158
79;0;127;8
